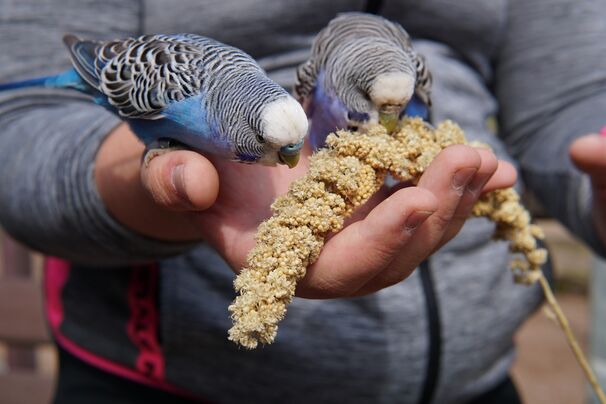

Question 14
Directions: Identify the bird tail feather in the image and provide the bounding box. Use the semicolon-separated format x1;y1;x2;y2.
0;76;54;91
0;68;87;92
63;34;100;87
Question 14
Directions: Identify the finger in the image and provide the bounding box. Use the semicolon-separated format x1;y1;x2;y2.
141;150;219;211
414;144;482;238
570;134;606;187
356;146;483;294
354;150;517;296
482;160;517;193
570;135;606;226
360;145;481;291
296;187;438;299
436;148;499;246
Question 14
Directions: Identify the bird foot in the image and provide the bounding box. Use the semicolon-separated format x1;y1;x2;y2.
142;138;189;167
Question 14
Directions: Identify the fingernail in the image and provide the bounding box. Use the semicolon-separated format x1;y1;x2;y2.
466;172;491;195
452;167;477;194
404;210;434;233
171;164;192;207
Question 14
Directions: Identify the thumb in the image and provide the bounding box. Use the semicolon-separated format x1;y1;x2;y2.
570;134;606;180
141;150;220;211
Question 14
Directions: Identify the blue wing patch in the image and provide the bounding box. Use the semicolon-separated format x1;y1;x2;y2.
129;94;231;157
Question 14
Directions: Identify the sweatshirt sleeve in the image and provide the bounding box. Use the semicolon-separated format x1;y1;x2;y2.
495;0;606;256
0;1;198;266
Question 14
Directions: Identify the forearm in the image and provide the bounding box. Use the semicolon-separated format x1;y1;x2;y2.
0;92;199;265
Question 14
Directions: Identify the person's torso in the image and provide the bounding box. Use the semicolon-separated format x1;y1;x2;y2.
48;1;545;403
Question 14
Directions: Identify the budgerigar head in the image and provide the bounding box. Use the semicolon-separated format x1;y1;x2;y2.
255;96;308;168
223;88;308;168
212;67;308;168
296;13;431;144
324;37;417;134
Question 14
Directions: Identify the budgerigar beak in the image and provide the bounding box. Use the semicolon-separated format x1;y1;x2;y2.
278;141;304;169
278;151;300;168
379;104;403;134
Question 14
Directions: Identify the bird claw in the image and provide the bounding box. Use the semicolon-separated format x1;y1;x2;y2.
142;138;189;167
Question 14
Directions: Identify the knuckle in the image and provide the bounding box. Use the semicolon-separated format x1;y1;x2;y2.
429;210;452;233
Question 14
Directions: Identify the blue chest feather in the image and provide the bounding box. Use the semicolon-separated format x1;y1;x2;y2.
308;71;349;149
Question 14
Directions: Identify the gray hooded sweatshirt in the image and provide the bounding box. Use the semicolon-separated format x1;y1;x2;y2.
1;0;606;403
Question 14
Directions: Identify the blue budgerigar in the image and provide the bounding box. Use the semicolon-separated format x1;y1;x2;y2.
0;34;308;167
294;13;432;149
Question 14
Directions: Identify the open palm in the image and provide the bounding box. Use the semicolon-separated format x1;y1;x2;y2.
199;150;313;271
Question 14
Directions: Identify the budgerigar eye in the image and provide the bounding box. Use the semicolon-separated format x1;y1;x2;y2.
256;134;265;143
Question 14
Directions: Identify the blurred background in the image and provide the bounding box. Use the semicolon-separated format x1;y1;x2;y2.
0;212;603;404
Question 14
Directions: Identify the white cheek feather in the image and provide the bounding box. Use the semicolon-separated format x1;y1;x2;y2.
261;97;309;146
369;72;415;106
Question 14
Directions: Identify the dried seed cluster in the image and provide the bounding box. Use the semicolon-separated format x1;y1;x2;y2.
228;117;547;349
472;188;547;282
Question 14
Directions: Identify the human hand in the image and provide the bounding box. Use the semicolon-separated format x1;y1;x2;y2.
142;144;515;298
96;124;515;298
296;145;516;298
570;133;606;246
